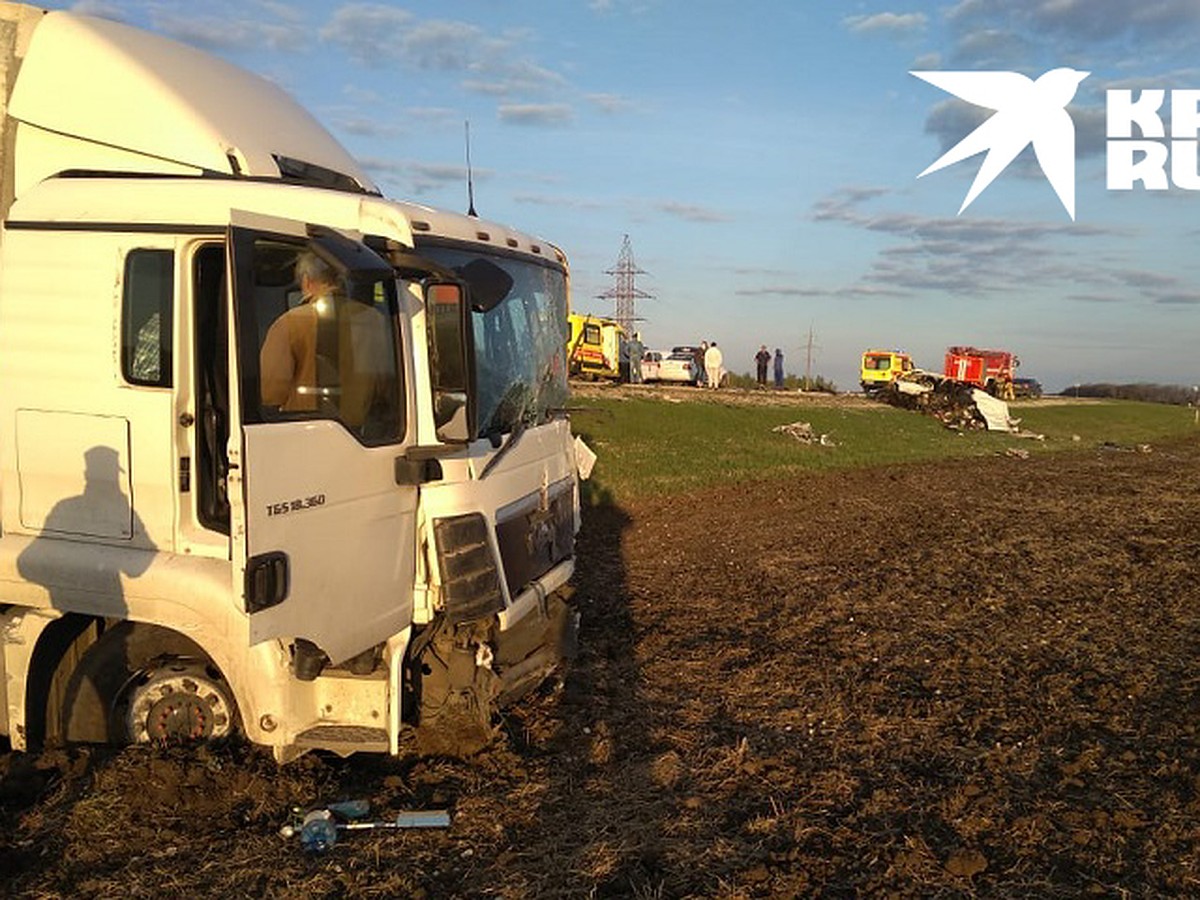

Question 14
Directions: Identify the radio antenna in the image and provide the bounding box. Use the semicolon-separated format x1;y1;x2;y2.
465;120;477;218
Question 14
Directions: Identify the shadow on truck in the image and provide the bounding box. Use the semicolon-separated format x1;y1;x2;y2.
0;5;584;763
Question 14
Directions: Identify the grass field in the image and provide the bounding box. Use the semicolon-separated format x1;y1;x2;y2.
570;393;1198;503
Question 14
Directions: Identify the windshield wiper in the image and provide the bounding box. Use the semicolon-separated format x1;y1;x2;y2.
478;363;566;478
479;415;526;479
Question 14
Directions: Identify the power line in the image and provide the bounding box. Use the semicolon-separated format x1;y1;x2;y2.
597;234;652;334
802;324;820;389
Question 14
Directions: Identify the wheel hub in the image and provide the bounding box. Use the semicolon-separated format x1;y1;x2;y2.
125;662;234;743
145;693;212;741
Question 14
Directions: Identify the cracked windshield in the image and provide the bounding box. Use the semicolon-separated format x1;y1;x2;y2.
417;245;569;438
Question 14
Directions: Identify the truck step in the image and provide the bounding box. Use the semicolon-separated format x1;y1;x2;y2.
294;725;389;755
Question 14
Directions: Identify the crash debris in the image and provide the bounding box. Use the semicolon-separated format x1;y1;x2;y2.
772;421;836;446
879;371;1020;432
280;800;451;853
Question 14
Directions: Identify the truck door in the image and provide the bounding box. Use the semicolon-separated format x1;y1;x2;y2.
226;219;416;667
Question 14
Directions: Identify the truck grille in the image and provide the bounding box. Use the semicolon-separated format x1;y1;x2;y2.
495;483;574;598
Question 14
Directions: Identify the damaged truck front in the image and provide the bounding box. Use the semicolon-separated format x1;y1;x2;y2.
0;4;581;761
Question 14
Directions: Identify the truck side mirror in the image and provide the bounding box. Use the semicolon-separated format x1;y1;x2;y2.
426;282;476;443
457;258;513;313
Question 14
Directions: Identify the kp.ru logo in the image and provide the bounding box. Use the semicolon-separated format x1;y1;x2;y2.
912;69;1088;220
914;68;1200;220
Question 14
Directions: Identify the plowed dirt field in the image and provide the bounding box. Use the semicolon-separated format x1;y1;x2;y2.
2;436;1199;897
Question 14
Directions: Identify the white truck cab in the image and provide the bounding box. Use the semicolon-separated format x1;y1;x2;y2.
0;4;579;761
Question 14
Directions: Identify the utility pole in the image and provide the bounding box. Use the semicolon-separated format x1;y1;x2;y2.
598;234;652;335
802;325;818;391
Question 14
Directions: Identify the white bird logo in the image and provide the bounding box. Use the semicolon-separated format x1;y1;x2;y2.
912;68;1089;220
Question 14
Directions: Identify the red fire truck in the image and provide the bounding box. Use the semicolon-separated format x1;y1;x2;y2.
943;346;1019;399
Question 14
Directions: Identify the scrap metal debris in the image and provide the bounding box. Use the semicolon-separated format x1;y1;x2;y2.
280;800;451;852
880;371;1019;432
772;421;836;446
971;389;1014;431
574;435;597;480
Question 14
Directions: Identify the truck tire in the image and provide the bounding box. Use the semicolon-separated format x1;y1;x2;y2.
120;659;236;744
49;622;236;745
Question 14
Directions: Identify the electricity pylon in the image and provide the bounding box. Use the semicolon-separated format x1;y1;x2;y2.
597;234;652;334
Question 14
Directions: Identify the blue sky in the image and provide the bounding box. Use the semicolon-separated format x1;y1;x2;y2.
53;1;1200;392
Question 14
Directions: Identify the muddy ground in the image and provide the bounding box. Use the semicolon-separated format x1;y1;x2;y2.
2;435;1199;897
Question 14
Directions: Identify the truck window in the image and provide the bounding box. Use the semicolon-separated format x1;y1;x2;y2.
122;249;173;387
416;240;569;439
238;238;404;445
194;244;230;534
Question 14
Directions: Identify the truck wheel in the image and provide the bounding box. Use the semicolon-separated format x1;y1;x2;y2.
51;622;236;745
120;660;235;743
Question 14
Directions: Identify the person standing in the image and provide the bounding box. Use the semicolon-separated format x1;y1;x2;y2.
695;341;708;387
630;332;644;384
755;344;771;387
774;348;785;390
704;341;723;390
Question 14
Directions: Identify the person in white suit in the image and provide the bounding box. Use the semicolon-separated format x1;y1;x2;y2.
703;341;723;390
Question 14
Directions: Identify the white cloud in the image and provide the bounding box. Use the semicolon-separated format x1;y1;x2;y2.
655;202;732;223
845;12;928;35
586;92;636;114
945;0;1200;59
498;103;573;126
400;19;484;71
319;4;415;64
255;1;306;24
951;28;1033;68
400;106;461;126
329;113;400;139
319;5;574;115
735;286;827;298
463;60;568;99
359;157;491;196
810;186;1126;298
151;5;306;53
588;0;657;13
512;193;609;211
